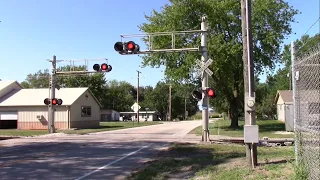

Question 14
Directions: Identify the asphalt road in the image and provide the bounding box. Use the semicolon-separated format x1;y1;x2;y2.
0;120;202;180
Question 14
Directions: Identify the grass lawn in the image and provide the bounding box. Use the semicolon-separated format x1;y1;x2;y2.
60;121;161;135
0;121;161;136
189;119;294;139
127;143;301;180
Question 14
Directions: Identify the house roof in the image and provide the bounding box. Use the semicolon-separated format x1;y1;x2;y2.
274;90;293;104
0;80;22;90
0;87;100;107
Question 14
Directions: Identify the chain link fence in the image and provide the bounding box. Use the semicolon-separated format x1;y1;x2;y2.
293;44;320;180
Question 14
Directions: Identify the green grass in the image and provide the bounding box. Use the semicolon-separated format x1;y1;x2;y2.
127;143;296;180
60;121;161;135
0;121;161;136
189;119;294;138
0;129;48;137
189;112;221;120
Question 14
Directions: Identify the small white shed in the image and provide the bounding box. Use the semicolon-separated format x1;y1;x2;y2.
274;90;294;131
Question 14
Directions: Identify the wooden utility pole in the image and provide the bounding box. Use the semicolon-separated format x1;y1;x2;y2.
137;70;141;123
241;0;258;167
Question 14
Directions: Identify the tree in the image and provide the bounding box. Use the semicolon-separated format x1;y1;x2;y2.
21;69;50;88
138;0;298;127
102;80;135;111
281;33;320;67
145;81;198;120
255;33;320;119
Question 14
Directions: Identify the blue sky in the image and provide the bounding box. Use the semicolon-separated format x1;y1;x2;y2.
0;0;319;87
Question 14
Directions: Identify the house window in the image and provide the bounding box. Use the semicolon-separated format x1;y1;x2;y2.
81;106;92;117
308;103;320;114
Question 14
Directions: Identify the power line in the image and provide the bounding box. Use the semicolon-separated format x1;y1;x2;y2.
303;16;320;36
295;16;320;54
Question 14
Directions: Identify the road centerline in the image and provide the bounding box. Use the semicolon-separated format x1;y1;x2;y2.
74;143;152;180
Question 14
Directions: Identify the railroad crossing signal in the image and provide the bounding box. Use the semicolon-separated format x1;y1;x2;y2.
114;41;140;54
93;63;112;72
206;88;216;98
192;88;216;101
52;98;63;105
192;90;202;101
44;98;63;105
196;59;213;77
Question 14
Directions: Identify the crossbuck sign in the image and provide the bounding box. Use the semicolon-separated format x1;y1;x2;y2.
196;58;213;77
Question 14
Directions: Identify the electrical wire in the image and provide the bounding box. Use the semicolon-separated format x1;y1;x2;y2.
295;16;320;55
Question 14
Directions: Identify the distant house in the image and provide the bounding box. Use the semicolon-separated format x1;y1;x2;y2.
100;109;120;121
0;80;101;130
119;111;160;121
274;90;294;131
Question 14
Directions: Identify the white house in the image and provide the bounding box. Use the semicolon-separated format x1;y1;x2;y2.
274;90;294;131
0;80;101;130
274;90;293;121
120;111;160;121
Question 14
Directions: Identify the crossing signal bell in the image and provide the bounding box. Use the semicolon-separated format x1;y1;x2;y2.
44;98;63;105
93;63;112;72
114;41;140;54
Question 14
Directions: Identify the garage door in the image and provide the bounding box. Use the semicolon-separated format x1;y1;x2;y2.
0;112;18;120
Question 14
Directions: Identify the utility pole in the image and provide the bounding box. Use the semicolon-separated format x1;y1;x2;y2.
201;15;209;142
184;98;187;120
168;84;172;121
137;70;141;123
241;0;258;168
48;55;57;133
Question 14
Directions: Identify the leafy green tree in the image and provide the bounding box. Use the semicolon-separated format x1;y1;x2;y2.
138;86;155;110
255;33;320;119
281;34;320;67
138;0;298;127
103;80;135;111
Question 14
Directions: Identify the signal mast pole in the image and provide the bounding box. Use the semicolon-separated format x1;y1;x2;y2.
48;55;57;133
201;15;209;142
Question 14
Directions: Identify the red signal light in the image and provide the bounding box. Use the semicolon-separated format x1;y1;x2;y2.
101;63;108;71
52;98;57;105
207;88;216;98
126;41;136;51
